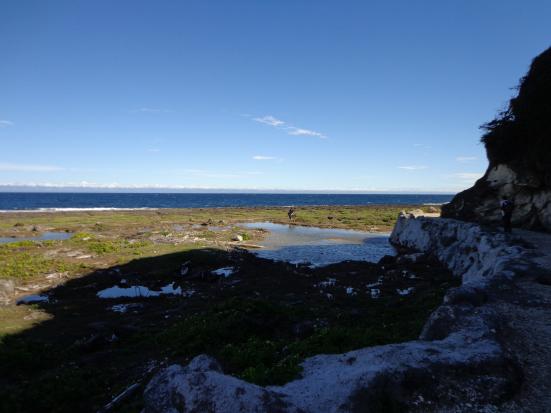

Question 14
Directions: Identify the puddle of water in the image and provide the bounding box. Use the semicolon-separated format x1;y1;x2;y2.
396;287;415;296
190;224;228;232
97;283;195;299
17;294;49;304
240;222;395;267
211;267;235;277
0;231;72;244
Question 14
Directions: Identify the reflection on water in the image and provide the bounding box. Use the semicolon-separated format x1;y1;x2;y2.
96;283;195;299
241;222;395;267
16;294;50;305
0;231;72;244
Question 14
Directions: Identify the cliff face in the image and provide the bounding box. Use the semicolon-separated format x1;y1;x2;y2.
442;46;551;231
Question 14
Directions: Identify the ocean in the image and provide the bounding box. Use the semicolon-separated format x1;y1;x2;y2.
0;192;453;211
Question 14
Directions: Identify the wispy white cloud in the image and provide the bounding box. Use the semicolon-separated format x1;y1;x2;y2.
286;127;326;139
251;114;327;139
253;115;285;127
398;165;428;171
0;162;63;172
0;120;14;127
413;143;431;149
456;156;478;162
252;155;276;160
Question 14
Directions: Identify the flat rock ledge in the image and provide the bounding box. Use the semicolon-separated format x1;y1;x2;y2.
143;214;542;413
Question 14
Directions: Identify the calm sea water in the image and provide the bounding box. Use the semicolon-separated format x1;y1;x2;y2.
0;192;453;211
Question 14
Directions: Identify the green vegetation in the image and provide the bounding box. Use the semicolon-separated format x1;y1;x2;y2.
153;291;445;386
0;242;84;280
481;46;551;169
0;205;438;238
0;205;438;282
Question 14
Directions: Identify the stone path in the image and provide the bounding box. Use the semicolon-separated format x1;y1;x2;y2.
498;229;551;413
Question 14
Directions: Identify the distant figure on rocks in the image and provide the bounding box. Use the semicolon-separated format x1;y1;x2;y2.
287;207;295;221
500;196;514;233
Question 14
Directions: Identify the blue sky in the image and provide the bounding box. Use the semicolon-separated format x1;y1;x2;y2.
1;1;550;192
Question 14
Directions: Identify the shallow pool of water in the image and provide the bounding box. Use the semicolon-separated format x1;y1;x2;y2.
241;222;395;267
97;283;195;299
0;231;72;244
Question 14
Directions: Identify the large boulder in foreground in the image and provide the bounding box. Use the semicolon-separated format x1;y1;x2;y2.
442;46;551;232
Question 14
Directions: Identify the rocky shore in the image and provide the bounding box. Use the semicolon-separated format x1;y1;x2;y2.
0;206;453;412
142;213;551;412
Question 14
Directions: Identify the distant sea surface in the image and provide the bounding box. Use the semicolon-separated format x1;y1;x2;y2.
0;193;454;211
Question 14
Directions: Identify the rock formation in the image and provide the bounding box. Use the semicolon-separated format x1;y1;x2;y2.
142;213;549;412
442;46;551;231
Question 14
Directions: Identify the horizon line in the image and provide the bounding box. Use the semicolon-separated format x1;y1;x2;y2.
0;186;457;195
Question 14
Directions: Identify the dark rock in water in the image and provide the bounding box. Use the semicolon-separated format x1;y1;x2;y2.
378;255;396;266
442;47;551;232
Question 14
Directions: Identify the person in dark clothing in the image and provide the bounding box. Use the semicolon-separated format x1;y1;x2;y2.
287;207;295;221
500;196;514;233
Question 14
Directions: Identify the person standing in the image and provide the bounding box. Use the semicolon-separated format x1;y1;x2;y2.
500;196;514;233
287;207;295;221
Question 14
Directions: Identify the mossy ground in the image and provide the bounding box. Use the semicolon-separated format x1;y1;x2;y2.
0;205;446;413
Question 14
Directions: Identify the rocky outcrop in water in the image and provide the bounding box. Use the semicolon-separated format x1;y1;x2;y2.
142;214;545;413
442;46;551;231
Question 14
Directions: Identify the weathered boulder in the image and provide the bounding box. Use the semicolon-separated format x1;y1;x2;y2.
143;355;303;413
442;46;551;232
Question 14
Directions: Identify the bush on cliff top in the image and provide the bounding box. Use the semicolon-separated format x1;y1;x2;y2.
481;46;551;178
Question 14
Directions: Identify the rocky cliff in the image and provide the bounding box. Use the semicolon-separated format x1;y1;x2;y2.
442;46;551;231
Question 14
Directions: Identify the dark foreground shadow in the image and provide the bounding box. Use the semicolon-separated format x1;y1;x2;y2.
0;246;456;413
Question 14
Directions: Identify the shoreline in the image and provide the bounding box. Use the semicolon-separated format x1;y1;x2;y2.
0;205;439;236
0;203;444;213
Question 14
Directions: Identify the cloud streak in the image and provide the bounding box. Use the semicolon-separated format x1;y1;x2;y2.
413;143;431;149
0;120;14;127
252;114;327;139
286;127;325;138
253;115;285;127
398;165;428;171
252;155;276;160
456;156;478;162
